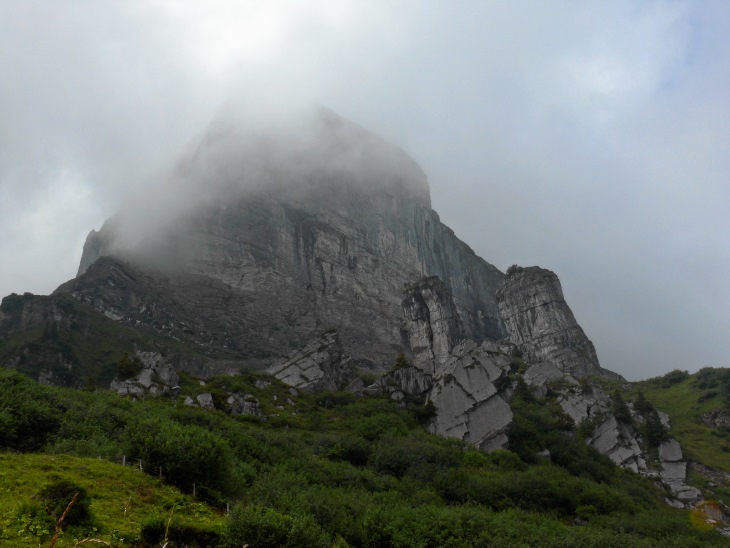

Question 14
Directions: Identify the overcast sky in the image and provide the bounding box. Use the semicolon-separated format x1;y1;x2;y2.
1;1;728;380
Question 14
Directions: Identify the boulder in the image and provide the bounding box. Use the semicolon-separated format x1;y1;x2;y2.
427;340;513;451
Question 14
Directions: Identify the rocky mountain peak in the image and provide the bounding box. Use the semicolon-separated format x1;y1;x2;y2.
70;108;505;376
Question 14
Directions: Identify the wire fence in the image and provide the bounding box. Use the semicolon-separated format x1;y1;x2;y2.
92;453;232;514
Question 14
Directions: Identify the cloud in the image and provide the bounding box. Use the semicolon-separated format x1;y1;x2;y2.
1;0;728;380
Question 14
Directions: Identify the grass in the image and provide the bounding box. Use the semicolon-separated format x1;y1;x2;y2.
0;453;224;547
634;377;730;470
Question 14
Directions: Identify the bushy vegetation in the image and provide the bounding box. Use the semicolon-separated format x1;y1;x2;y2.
1;368;728;546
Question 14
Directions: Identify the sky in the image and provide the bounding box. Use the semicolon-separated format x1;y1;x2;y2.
1;1;728;380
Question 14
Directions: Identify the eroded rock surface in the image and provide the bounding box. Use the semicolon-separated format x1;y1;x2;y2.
402;276;464;373
365;365;433;402
226;393;264;417
496;266;618;380
266;330;360;392
555;380;700;504
427;340;513;451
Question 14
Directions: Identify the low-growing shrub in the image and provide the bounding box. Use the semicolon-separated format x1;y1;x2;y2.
226;504;329;548
140;515;223;547
14;500;55;541
34;479;93;527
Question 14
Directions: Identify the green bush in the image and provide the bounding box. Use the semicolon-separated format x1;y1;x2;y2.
0;370;63;451
226;504;329;548
140;515;223;547
353;412;410;441
485;449;526;471
372;434;460;478
14;500;55;541
116;352;144;379
661;369;690;387
327;434;371;465
33;479;93;528
123;417;235;498
611;389;633;425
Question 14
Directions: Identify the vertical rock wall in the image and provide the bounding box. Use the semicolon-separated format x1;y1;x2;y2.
402;277;465;373
496;266;618;380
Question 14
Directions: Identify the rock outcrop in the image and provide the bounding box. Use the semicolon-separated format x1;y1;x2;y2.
110;351;179;397
365;365;433;402
0;105;710;510
402;276;465;373
266;330;361;392
496;266;620;381
426;340;514;451
658;439;702;502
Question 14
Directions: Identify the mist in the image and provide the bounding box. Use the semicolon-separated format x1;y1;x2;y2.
100;97;429;264
2;1;729;380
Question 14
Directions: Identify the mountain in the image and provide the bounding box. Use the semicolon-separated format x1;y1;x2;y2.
72;107;504;377
0;106;725;519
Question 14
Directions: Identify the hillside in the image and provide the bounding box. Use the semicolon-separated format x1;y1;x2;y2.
636;369;730;499
1;367;729;547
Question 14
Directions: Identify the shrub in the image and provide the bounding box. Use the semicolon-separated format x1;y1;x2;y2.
116;352;143;379
393;353;410;370
661;369;689;387
14;500;55;541
353;412;410;441
140;515;223;547
315;391;357;409
226;504;329;548
372;435;460;478
643;410;669;448
633;391;654;415
610;389;632;425
0;370;63;451
327;434;371;466
123;417;234;498
33;479;93;528
485;449;526;471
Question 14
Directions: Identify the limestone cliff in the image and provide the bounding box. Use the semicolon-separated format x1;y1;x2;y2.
402;277;465;373
496;266;620;382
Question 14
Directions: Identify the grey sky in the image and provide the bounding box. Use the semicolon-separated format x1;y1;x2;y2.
1;1;728;380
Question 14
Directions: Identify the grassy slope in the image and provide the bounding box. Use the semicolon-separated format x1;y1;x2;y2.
2;368;730;546
635;376;730;470
0;453;224;547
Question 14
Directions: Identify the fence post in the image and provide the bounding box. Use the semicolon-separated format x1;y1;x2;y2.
139;459;143;471
122;455;126;467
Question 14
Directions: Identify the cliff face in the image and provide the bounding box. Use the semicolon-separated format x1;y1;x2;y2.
496;266;619;381
74;108;504;374
401;277;465;373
